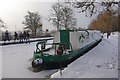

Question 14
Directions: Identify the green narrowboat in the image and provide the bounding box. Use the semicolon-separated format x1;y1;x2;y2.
32;30;102;70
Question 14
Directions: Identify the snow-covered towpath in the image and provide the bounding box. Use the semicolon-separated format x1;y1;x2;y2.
51;33;118;78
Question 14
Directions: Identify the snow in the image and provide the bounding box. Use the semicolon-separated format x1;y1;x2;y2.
37;39;53;50
0;37;53;44
46;40;53;49
37;40;55;55
1;40;59;78
0;32;119;78
79;31;102;48
43;49;55;55
51;32;118;78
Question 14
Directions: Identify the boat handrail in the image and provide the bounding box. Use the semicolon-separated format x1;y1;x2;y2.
35;41;73;55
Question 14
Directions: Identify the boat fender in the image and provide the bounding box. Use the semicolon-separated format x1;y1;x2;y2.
34;58;43;65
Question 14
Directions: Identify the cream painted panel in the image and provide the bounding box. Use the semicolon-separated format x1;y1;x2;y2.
53;31;60;43
70;32;79;50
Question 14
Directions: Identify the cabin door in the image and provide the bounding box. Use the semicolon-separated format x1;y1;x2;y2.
60;30;70;49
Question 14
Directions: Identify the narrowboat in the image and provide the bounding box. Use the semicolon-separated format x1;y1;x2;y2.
32;30;102;70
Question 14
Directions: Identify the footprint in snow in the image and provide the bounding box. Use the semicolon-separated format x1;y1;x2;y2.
95;65;102;68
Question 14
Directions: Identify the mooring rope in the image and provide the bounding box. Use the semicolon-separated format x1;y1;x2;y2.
94;32;113;46
88;32;104;46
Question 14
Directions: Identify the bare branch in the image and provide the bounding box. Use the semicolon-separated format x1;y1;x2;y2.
73;0;118;17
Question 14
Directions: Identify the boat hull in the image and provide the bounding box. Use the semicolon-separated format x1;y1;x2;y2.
32;39;102;70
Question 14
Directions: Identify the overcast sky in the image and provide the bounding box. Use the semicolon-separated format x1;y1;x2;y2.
0;0;103;32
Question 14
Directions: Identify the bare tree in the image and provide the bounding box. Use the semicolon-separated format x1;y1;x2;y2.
74;0;118;17
0;18;6;28
88;10;118;33
61;5;77;29
49;2;63;31
72;0;118;33
49;2;77;30
23;11;42;34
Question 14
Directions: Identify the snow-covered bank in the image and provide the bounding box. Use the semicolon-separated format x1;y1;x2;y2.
2;40;58;78
0;37;53;44
51;33;118;78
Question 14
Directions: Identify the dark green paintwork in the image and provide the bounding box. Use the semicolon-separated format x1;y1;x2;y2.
60;30;70;49
33;40;99;63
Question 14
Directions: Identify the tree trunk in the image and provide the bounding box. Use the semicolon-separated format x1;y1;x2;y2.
35;29;36;35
